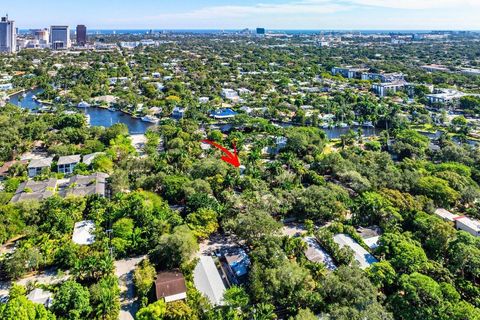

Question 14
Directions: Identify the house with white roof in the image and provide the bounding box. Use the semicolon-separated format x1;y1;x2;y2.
434;208;459;222
193;256;226;305
72;220;95;245
455;217;480;237
27;288;53;308
333;234;378;269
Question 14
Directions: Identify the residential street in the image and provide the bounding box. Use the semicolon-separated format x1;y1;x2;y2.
115;255;146;320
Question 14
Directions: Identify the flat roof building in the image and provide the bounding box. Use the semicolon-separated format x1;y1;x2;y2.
434;208;458;222
50;26;70;50
76;25;87;46
372;81;407;97
455;217;480;237
0;16;16;53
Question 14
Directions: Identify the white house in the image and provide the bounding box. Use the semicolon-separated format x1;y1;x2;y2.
455;217;480;237
193;256;226;305
72;220;95;245
333;234;378;269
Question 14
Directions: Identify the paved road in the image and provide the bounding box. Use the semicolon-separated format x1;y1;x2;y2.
0;267;69;299
198;233;238;257
115;255;146;320
281;223;307;237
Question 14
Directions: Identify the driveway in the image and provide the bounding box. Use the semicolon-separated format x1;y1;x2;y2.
115;255;146;320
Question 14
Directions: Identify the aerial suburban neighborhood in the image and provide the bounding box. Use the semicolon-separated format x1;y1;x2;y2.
0;2;479;320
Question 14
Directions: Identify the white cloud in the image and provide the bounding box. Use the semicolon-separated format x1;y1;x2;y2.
348;0;480;10
109;0;353;23
104;0;480;29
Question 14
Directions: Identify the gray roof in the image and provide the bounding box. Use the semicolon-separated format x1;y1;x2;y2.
304;237;336;270
57;155;81;165
28;157;53;169
193;256;226;305
333;234;378;269
10;179;57;203
59;172;108;198
82;152;103;166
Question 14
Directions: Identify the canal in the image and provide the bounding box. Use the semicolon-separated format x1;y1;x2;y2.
9;89;380;138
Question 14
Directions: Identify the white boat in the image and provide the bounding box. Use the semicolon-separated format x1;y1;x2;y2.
32;95;37;100
108;107;117;112
339;122;349;128
22;92;27;98
78;101;91;108
141;115;160;124
363;121;374;128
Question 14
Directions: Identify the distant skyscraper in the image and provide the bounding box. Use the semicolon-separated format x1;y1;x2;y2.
34;28;49;44
256;28;266;36
76;25;87;46
50;25;70;50
0;16;16;53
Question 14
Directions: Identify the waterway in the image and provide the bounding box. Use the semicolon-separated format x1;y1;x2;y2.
9;89;380;138
9;89;153;134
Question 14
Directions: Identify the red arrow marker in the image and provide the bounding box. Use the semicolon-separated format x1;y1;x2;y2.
202;140;241;168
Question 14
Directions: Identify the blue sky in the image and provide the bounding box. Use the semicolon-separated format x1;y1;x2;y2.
3;0;480;30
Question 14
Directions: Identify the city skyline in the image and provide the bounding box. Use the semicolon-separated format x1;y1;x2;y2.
2;0;480;30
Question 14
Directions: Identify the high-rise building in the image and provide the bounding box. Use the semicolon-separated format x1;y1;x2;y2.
34;29;49;44
0;16;16;53
256;28;266;36
50;25;70;50
76;25;87;46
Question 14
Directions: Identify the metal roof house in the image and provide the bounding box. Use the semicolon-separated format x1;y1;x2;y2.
72;220;95;245
155;271;187;303
193;256;226;305
304;237;336;271
28;157;53;178
434;208;459;222
26;288;53;308
455;217;480;237
210;108;238;119
82;152;102;166
333;234;378;269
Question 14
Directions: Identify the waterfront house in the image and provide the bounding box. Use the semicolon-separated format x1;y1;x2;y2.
210;108;238;119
